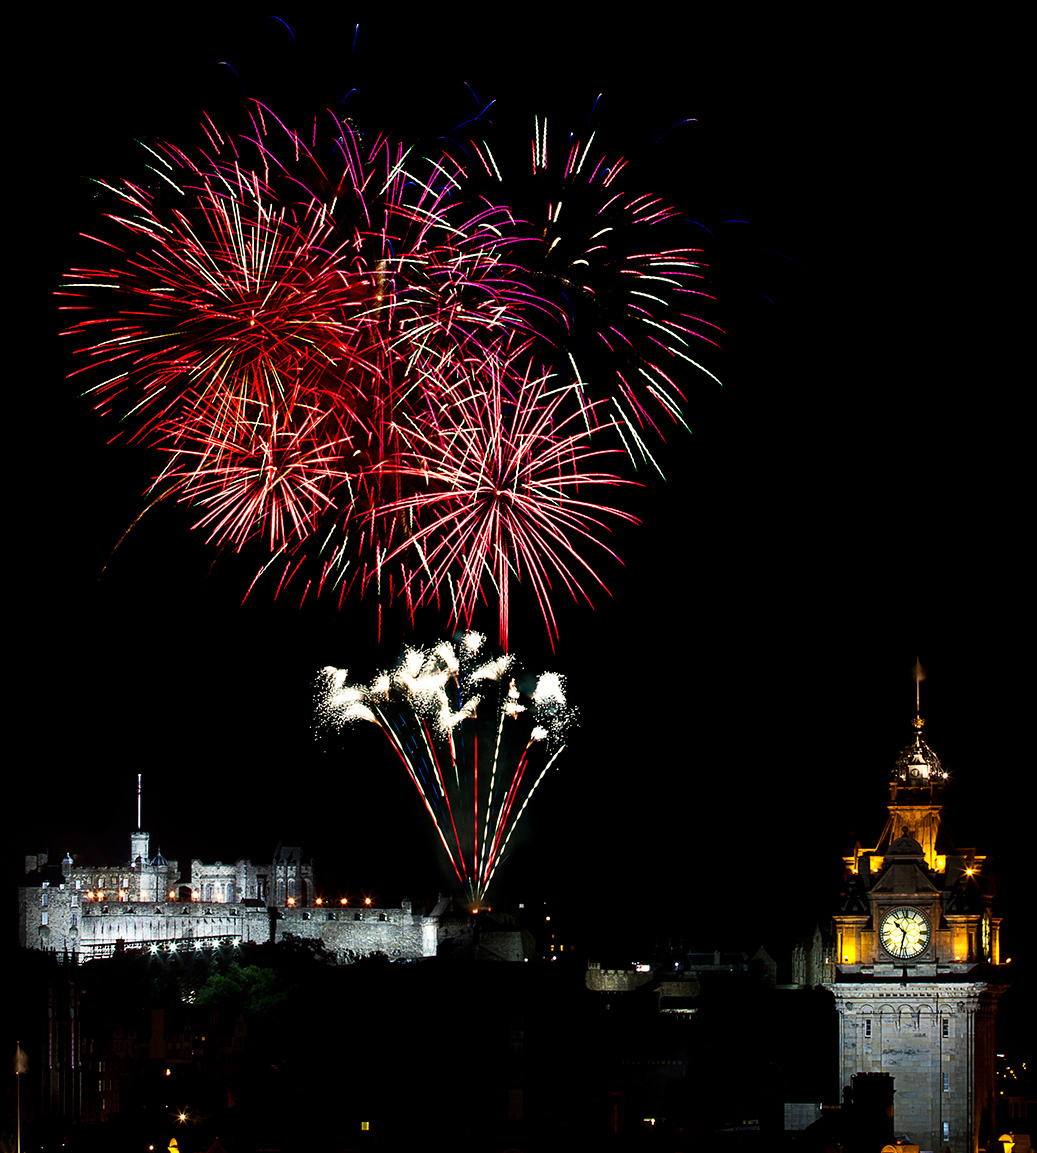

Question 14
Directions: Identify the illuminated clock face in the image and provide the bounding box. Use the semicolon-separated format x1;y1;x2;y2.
879;907;931;959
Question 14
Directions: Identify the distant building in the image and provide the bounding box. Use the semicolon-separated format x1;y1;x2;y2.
826;709;1008;1151
19;830;438;962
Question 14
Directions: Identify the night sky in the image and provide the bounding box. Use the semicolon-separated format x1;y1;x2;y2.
12;13;1028;966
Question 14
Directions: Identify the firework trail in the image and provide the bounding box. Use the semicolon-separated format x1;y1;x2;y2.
317;632;573;904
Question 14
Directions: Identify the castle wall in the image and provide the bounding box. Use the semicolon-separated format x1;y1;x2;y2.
585;962;656;992
20;884;270;956
274;901;435;961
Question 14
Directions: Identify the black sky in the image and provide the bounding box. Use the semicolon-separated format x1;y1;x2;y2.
12;11;1028;961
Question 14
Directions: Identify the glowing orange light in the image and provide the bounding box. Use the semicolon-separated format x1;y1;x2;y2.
315;898;323;906
364;897;372;906
169;891;176;900
340;897;348;905
287;897;295;905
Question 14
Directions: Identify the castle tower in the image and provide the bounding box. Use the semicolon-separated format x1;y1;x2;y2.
130;830;149;869
825;705;1007;1151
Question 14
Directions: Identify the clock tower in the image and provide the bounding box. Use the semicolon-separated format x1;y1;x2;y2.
825;710;1007;1152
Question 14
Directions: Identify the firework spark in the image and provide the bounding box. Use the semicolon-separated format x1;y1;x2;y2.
365;348;639;650
317;632;573;904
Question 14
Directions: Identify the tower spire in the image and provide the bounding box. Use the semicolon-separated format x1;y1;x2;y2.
884;659;947;869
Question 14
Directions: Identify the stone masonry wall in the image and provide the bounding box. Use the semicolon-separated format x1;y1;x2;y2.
275;902;434;960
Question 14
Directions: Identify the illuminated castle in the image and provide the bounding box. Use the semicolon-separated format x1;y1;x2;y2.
19;829;438;962
825;710;1008;1151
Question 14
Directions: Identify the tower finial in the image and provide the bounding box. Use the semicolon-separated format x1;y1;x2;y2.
137;773;142;831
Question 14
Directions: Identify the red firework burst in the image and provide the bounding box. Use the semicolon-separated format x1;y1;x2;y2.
366;350;639;649
59;103;538;585
157;394;354;552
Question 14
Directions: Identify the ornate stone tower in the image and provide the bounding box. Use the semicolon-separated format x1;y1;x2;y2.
825;707;1007;1152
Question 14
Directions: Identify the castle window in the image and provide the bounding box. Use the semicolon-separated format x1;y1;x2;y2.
864;1018;872;1038
327;913;336;921
379;913;388;922
41;891;48;907
943;1072;950;1092
354;913;362;921
942;1018;950;1037
41;912;49;926
943;1122;950;1141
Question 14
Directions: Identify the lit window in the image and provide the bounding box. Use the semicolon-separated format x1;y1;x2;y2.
943;1072;950;1092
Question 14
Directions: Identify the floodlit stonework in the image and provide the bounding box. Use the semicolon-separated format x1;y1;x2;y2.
825;713;1008;1152
19;832;438;962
